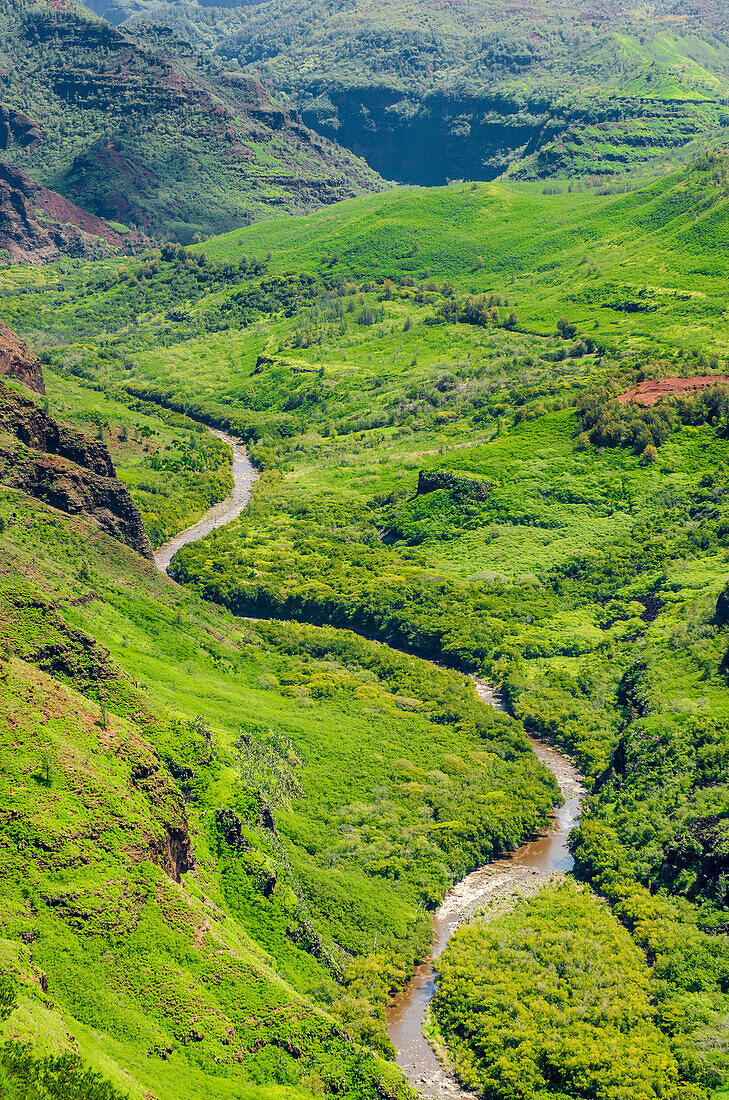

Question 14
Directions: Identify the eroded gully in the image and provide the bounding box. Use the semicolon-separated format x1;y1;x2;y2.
154;428;585;1100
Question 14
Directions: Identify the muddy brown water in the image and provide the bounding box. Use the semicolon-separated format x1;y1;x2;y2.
152;427;584;1099
386;680;585;1099
154;428;258;573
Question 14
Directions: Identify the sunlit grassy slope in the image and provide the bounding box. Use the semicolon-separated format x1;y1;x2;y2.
0;486;556;1096
196;159;729;354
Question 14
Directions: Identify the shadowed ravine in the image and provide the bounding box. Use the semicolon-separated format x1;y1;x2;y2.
154;427;585;1100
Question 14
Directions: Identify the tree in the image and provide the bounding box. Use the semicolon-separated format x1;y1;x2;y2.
237;730;303;812
640;443;658;465
41;745;54;787
557;316;577;338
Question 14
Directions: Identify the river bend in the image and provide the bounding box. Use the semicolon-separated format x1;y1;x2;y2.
153;426;584;1099
386;681;584;1099
154;427;258;573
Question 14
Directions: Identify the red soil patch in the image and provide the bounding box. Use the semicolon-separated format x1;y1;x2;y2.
618;375;729;407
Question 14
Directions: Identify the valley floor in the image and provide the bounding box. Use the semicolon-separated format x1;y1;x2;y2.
4;158;729;1099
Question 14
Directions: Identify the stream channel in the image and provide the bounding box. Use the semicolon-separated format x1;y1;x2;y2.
154;428;585;1100
154;427;259;572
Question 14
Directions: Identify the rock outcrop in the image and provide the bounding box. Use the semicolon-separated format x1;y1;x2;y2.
0;162;144;264
0;106;43;151
0;380;153;559
0;320;44;393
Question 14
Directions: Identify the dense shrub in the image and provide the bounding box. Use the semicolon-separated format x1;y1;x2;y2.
435;881;701;1100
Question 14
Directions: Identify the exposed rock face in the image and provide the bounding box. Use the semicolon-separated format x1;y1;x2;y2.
216;807;251;851
158;824;194;883
0;162;144;264
0;106;43;151
0;320;44;393
0;380;153;558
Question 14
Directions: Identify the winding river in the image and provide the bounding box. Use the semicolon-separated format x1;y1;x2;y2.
386;683;584;1099
154;427;259;573
154;428;585;1100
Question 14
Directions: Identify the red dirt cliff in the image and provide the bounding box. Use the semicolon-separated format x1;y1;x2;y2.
0;320;45;394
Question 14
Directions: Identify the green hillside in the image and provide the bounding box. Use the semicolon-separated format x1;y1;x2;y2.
0;0;383;241
80;0;729;184
4;156;729;1097
191;155;729;355
0;472;558;1096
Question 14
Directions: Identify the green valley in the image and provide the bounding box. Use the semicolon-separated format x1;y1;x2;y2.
4;59;729;1100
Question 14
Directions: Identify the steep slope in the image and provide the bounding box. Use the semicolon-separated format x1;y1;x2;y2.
0;378;153;557
0;320;44;393
0;162;146;264
78;0;729;184
0;482;557;1097
0;2;384;241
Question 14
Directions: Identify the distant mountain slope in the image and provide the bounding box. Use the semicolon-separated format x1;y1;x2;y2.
0;162;146;263
0;1;384;241
81;0;729;185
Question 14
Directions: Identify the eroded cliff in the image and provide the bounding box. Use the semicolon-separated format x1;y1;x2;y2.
0;378;153;558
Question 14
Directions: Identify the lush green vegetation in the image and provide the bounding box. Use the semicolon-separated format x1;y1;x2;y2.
434;881;703;1100
0;0;381;240
86;0;729;185
5;152;729;1097
0;485;556;1097
38;367;233;547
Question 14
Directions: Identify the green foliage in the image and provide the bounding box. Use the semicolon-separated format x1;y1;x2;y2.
0;1;382;240
0;977;17;1024
0;486;557;1096
237;730;303;811
0;1044;129;1100
434;881;703;1100
7;146;729;1099
109;0;729;185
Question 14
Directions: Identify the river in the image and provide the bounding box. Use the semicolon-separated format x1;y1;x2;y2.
153;427;259;573
386;679;584;1099
153;426;585;1100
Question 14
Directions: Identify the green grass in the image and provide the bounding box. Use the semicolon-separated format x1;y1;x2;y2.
0;485;557;1096
4;153;729;1095
38;368;234;547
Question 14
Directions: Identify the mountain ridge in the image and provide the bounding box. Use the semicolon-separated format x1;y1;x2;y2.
0;0;385;240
